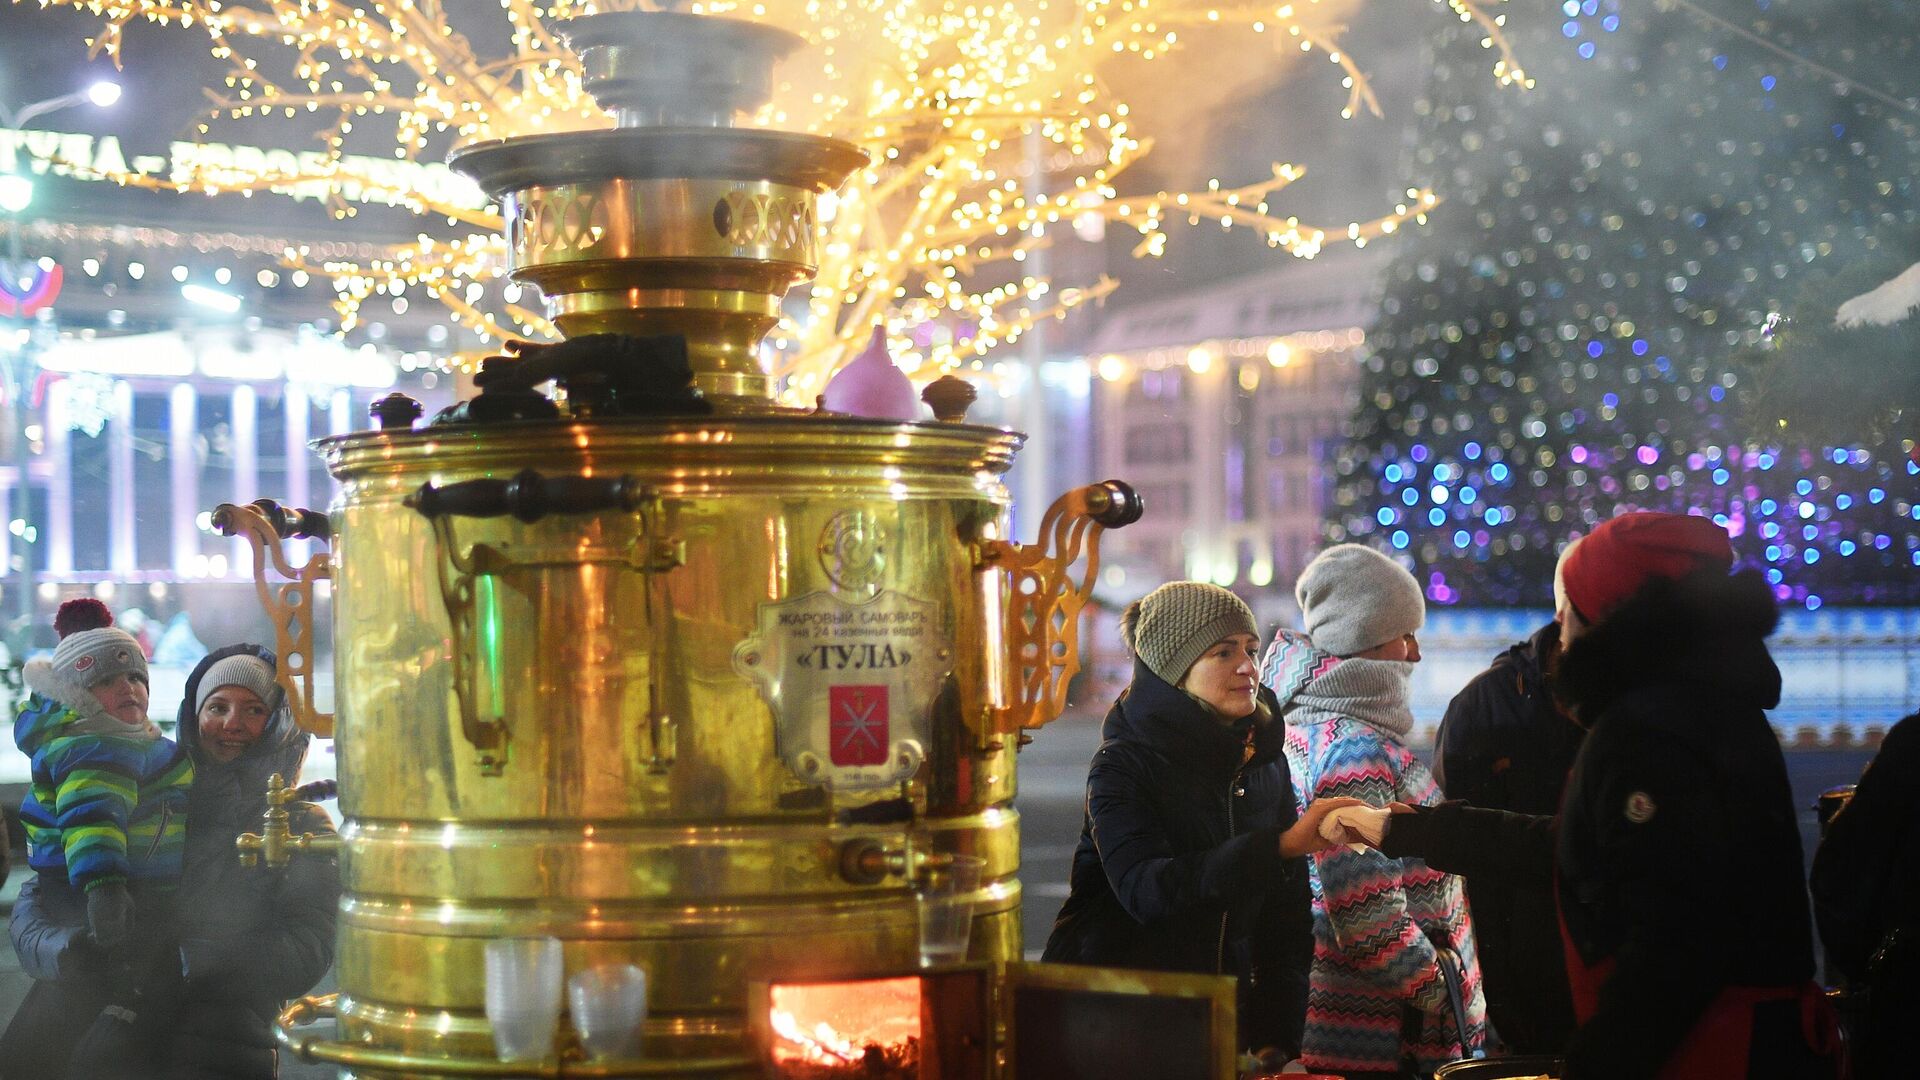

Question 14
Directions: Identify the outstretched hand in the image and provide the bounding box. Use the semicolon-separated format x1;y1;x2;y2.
1280;797;1366;858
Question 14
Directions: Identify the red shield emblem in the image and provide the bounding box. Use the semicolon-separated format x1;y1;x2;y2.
829;685;889;766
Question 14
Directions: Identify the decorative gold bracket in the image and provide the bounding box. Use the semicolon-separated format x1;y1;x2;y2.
212;500;334;738
976;480;1142;734
410;472;683;776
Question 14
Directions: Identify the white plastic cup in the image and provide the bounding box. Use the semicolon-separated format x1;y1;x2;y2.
484;936;564;1062
917;854;986;966
568;964;649;1061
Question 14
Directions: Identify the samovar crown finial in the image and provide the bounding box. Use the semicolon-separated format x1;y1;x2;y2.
558;11;804;128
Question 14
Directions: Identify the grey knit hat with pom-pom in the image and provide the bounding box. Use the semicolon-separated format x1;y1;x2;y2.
1121;581;1258;686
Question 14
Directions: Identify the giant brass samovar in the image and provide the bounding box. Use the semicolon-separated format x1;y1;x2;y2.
216;12;1138;1078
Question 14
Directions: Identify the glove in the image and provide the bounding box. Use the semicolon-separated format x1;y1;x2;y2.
85;881;135;954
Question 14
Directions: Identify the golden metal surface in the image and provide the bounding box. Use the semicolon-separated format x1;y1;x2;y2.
277;995;755;1077
301;417;1037;1076
498;176;822;399
211;501;334;737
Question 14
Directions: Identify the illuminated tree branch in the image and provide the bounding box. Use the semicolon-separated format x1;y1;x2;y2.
22;0;1524;401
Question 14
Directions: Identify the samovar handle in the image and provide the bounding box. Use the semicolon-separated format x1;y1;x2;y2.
977;479;1142;736
213;500;335;738
405;469;649;522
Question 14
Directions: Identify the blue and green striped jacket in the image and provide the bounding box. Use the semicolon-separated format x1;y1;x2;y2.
14;692;193;892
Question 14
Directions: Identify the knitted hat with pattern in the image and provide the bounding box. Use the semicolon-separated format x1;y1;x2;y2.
1121;581;1258;686
49;599;148;690
1294;544;1426;658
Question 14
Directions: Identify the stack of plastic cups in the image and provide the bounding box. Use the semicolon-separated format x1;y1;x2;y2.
568;964;650;1061
485;937;565;1063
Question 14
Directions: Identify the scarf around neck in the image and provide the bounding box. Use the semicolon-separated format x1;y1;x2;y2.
1260;629;1417;740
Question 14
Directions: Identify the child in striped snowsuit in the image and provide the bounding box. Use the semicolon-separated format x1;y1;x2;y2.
14;599;192;958
1263;545;1486;1078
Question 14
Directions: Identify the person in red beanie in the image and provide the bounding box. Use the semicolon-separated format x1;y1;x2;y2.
1377;512;1841;1079
1554;511;1735;642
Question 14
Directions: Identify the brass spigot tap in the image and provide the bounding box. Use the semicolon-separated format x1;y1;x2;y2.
236;773;342;870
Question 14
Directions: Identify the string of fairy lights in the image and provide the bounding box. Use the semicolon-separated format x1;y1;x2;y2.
31;0;1526;400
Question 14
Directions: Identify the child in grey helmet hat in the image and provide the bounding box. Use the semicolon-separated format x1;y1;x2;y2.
1043;580;1366;1068
1259;545;1487;1077
13;599;193;955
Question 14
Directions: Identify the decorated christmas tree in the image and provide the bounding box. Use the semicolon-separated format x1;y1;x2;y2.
1334;0;1920;607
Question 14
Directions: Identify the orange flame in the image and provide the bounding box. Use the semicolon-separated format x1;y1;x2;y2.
767;976;922;1069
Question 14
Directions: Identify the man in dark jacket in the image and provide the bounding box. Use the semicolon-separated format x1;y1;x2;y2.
1810;711;1920;1079
1041;581;1359;1062
5;644;339;1080
1433;613;1583;1051
1383;513;1839;1079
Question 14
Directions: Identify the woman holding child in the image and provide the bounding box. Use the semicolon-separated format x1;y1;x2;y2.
3;603;338;1080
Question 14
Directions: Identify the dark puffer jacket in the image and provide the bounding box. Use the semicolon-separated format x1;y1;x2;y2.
1810;712;1920;1079
1041;659;1313;1056
165;644;340;1079
1387;570;1834;1079
1432;621;1582;1052
7;645;339;1080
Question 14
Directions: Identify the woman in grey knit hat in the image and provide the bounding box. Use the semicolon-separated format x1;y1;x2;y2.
1042;580;1364;1068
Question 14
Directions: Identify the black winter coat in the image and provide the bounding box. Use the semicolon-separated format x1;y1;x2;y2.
1432;621;1581;1053
1811;711;1920;984
1386;570;1828;1080
1810;712;1920;1079
166;644;341;1079
1041;659;1313;1056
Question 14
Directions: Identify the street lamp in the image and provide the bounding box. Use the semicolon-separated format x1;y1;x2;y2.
0;77;121;643
0;175;29;216
0;79;122;129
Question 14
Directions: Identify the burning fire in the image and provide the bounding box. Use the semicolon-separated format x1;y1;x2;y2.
770;1008;867;1065
768;977;922;1078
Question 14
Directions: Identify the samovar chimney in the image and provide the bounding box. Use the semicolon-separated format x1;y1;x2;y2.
448;11;868;403
563;11;800;129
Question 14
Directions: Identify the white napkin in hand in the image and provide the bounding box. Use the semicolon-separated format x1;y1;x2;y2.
1318;805;1391;853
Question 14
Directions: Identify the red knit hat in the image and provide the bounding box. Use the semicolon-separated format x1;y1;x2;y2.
1559;512;1734;624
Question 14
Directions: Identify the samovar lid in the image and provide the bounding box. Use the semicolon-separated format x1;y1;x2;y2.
448;127;868;198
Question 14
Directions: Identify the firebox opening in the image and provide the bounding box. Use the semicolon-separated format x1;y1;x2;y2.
768;975;923;1078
